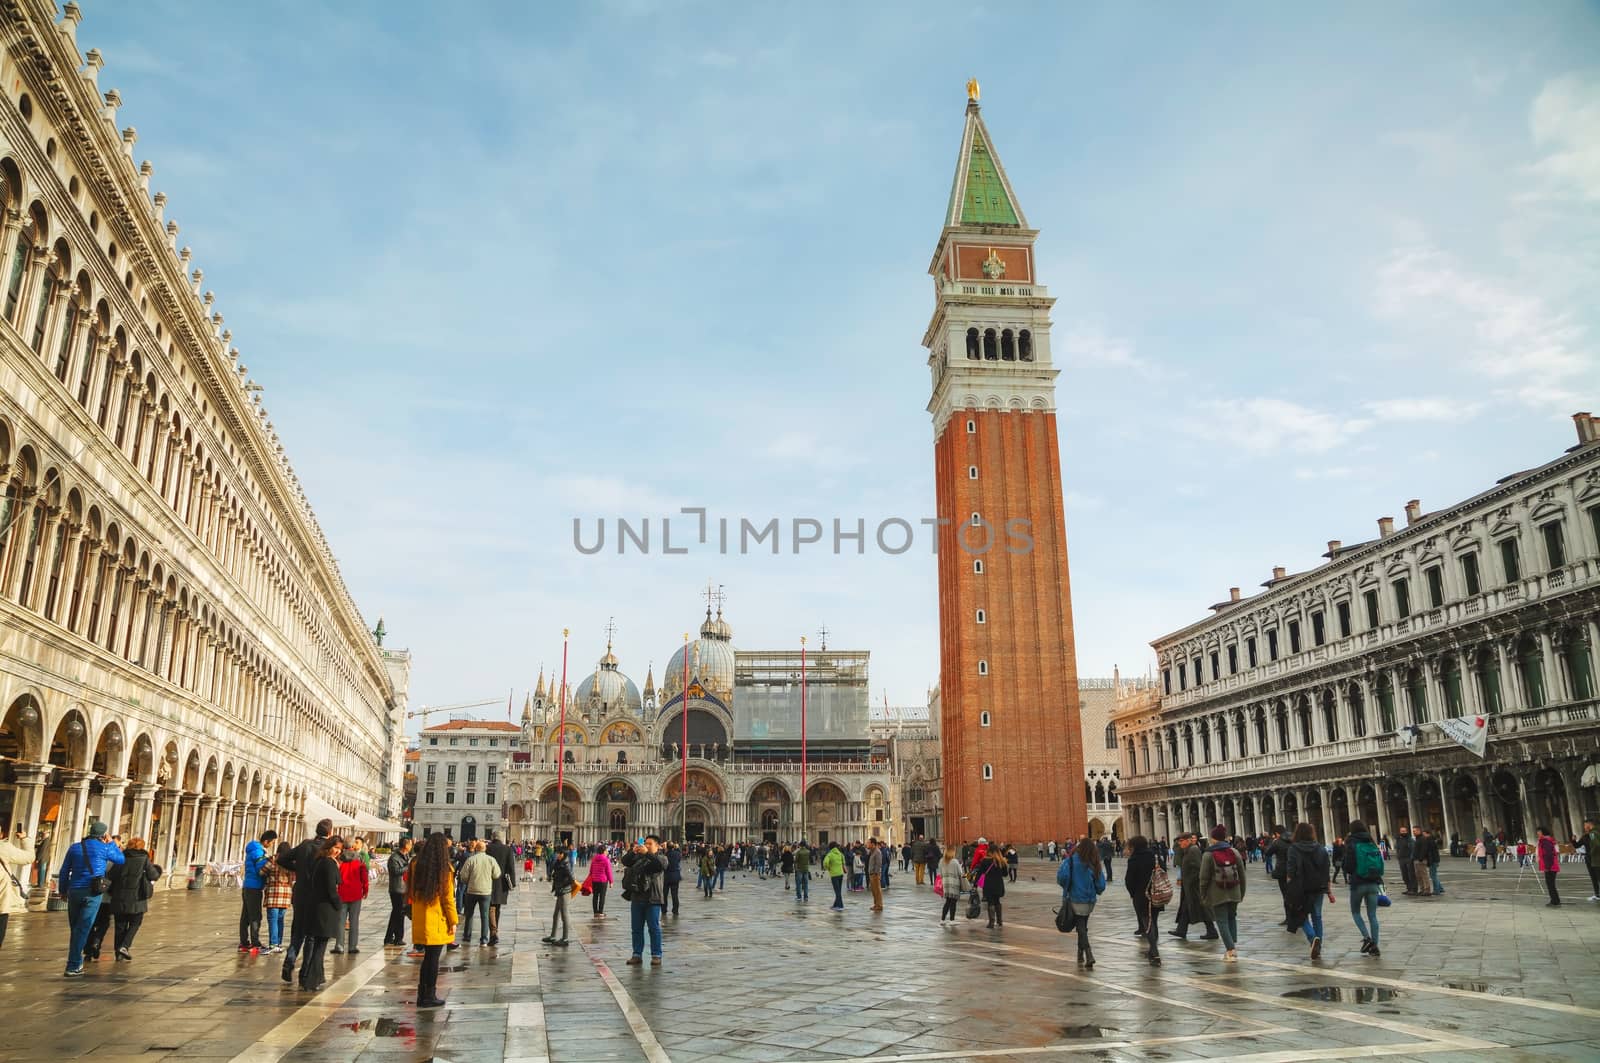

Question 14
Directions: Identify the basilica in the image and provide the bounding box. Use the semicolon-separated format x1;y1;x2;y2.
503;603;894;847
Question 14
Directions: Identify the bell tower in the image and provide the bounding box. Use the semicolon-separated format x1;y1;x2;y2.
923;84;1086;845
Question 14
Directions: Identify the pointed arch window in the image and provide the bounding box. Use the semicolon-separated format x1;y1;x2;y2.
1018;330;1032;361
4;227;32;323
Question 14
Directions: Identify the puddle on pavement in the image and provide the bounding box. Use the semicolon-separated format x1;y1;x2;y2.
340;1018;416;1038
1281;986;1403;1004
1060;1025;1112;1039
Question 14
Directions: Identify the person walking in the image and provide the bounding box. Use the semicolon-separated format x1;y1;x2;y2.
867;839;885;912
1286;822;1334;959
0;824;35;951
589;844;614;918
698;847;716;899
1267;827;1295;931
384;838;413;947
1058;835;1107;968
780;845;795;890
971;845;1007;928
714;844;730;892
1424;829;1445;895
1330;837;1347;883
279;817;333;984
924;837;942;888
1340;820;1385;957
336;842;369;954
1395;826;1417;895
824;842;845;910
1097;836;1115;885
57;821;124;977
1197;825;1245;962
295;836;344;992
1170;834;1218;941
1536;826;1561;907
794;840;811;902
1005;843;1020;884
1411;828;1433;897
239;829;275;953
1581;818;1600;902
543;847;574;946
664;842;682;915
408;834;458;1008
457;840;500;946
102;836;159;961
485;832;515;946
264;842;294;954
938;846;963;923
621;836;668;966
1124;836;1167;965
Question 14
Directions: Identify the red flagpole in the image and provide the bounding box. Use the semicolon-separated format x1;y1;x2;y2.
556;628;569;845
681;632;689;842
800;635;807;845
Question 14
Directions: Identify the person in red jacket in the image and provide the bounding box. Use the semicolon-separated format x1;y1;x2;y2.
1536;827;1561;907
335;847;370;953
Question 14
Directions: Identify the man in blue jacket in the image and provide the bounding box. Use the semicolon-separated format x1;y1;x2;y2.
58;820;124;976
240;829;276;952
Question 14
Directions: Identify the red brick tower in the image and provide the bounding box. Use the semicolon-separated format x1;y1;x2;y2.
924;87;1086;845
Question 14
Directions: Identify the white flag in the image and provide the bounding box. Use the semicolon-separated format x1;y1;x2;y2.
1398;725;1422;748
1433;715;1489;758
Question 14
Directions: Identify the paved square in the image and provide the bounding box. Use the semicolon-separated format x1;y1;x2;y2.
2;858;1598;1062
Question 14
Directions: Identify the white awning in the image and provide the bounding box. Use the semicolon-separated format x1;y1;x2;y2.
353;811;403;834
301;792;357;833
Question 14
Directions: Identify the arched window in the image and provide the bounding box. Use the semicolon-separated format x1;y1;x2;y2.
1516;635;1546;708
95;345;116;427
982;763;993;780
1405;666;1428;724
1018;329;1032;361
1376;674;1396;732
1274;703;1290;750
53;293;78;381
4;217;34;323
1321;689;1339;741
1253;706;1268;753
982;329;998;359
1094;781;1106;803
1296;697;1313;747
1475;646;1502;714
1001;328;1015;360
28;261;55;352
1349;682;1367;737
1104;722;1116;750
965;327;980;359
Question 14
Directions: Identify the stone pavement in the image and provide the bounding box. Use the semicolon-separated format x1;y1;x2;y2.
1;855;1598;1062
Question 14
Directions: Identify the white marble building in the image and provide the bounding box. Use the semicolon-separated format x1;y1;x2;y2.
0;2;401;891
504;605;894;847
1116;413;1600;847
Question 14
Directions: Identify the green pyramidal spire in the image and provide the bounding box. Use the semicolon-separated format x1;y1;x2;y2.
946;98;1026;229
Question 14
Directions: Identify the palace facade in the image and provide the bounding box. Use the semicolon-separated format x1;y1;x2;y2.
502;604;893;847
1116;413;1600;846
0;2;402;892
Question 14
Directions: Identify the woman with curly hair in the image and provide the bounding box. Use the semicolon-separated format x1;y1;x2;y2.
408;834;458;1008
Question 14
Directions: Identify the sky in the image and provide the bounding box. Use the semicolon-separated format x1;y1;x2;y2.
76;1;1600;732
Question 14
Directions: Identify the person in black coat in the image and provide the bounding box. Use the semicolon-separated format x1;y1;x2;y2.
294;836;345;991
664;844;683;916
279;818;333;982
484;833;515;946
1123;836;1164;965
84;840;161;961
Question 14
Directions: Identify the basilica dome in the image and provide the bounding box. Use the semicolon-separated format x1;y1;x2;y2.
575;647;643;713
663;608;737;699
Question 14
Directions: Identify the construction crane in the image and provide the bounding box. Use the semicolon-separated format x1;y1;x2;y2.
406;698;505;722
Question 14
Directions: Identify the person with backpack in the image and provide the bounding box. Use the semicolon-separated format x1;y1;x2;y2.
1285;822;1335;959
1197;825;1245;961
1340;820;1385;957
1057;834;1107;968
1124;836;1169;966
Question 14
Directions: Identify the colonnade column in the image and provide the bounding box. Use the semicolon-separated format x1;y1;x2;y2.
59;770;95;842
126;782;157;843
1372;781;1391;842
98;778;128;836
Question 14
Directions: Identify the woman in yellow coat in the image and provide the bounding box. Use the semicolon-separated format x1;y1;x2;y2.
408;834;458;1008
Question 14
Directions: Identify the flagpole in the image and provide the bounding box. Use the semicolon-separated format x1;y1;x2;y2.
800;635;808;846
506;686;513;722
681;632;689;844
556;628;569;848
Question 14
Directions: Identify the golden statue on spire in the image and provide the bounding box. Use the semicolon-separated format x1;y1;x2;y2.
966;77;980;102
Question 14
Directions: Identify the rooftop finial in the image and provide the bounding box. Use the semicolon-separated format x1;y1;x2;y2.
966;77;979;102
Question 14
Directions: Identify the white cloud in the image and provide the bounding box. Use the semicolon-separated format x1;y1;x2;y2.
1375;242;1593;403
1058;324;1159;378
1527;73;1600;201
1183;398;1373;456
1292;465;1357;481
1361;397;1480;421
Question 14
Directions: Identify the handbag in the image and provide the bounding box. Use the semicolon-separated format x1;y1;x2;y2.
933;873;943;898
1376;891;1392;908
1054;905;1074;932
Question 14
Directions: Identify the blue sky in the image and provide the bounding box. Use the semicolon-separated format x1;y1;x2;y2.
78;2;1599;727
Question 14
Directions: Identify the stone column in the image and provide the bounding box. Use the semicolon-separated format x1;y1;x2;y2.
1318;786;1334;843
154;790;181;876
59;770;95;842
201;798;225;864
126;782;157;842
179;793;203;872
10;763;51;886
1402;777;1422;830
1559;767;1585;841
1436;771;1456;846
1372;777;1392;842
98;778;128;835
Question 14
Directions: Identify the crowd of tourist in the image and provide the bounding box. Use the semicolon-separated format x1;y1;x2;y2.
6;813;1596;1009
